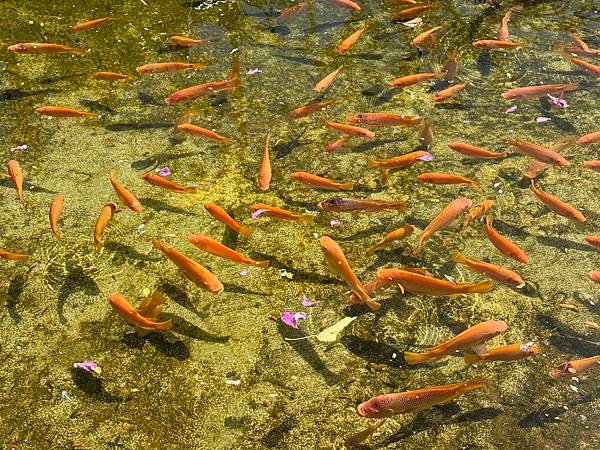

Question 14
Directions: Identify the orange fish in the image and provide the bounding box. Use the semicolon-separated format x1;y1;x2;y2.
136;62;207;74
549;355;600;380
137;289;168;320
173;110;198;141
413;197;472;255
583;160;600;172
276;3;306;24
108;293;172;332
368;224;415;253
563;54;600;76
347;277;395;304
337;24;368;54
410;25;443;47
568;33;591;52
447;141;506;159
323;119;374;138
357;377;485;419
8;43;84;55
497;3;523;41
258;133;272;191
152;238;223;293
462;199;495;231
451;251;525;287
170;35;209;46
290;172;353;190
319;236;380;311
389;72;446;88
404;320;507;365
561;45;600;57
522;159;548;181
110;169;142;212
250;203;311;222
314;67;342;93
325;136;351;153
346;113;420;126
49;195;64;239
500;83;578;100
323;0;360;10
465;342;538;364
589;271;600;283
204;202;252;237
177;123;235;144
94;202;117;250
392;5;431;20
94;71;132;80
417;118;433;147
7;160;25;207
484;215;528;263
576;130;600;145
188;234;269;267
431;82;467;102
508;139;569;166
69;16;117;32
0;249;29;261
367;150;432;170
35;106;97;118
416;172;478;188
529;183;586;223
289;99;336;119
317;197;405;213
140;172;198;193
165;63;239;104
442;53;459;80
472;39;522;49
584;235;600;249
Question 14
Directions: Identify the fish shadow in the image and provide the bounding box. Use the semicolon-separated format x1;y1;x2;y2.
341;335;413;369
71;368;122;403
519;395;592;428
351;138;399;153
105;122;173;132
475;51;493;76
222;282;269;297
373;89;398;107
130;151;200;171
57;266;100;325
159;282;203;317
535;235;596;253
104;241;161;263
139;197;195;216
261;417;299;448
79;99;116;115
536;313;600;356
170;315;230;343
138;92;163;106
251;252;340;285
5;272;26;322
121;331;191;360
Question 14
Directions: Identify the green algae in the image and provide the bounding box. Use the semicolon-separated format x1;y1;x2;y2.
0;0;599;449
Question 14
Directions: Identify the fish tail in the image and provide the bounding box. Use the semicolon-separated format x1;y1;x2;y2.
184;187;199;194
511;3;524;12
222;137;236;145
238;226;253;237
154;320;173;331
391;202;406;211
367;243;380;254
459;376;486;393
403;351;436;365
465;280;494;294
470;181;481;190
340;182;354;190
94;240;103;251
229;61;240;80
299;215;313;223
192;63;207;69
381;169;389;185
464;353;483;364
450;250;467;264
254;260;270;268
412;239;424;256
71;48;85;55
485;214;494;227
109;168;117;181
366;159;380;168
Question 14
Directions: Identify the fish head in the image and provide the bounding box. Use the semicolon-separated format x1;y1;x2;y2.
356;398;383;418
489;320;508;336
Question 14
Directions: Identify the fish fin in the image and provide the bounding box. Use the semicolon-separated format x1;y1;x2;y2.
485;214;494;227
510;3;524;12
464;352;482;364
344;420;386;447
109;168;118;181
254;260;270;268
366;160;379;168
403;351;435;365
366;244;380;254
239;226;253;237
412;241;424;256
71;48;85;55
185;187;199;194
192;63;207;69
396;283;405;295
465;280;494;294
365;298;382;311
459;376;486;394
381;169;389;185
229;61;240;80
341;182;354;190
299;215;314;223
154;320;173;331
450;250;467;264
222;138;236;145
447;293;467;298
471;343;487;355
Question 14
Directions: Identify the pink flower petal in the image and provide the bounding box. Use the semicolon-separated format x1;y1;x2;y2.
505;105;517;113
330;219;341;227
73;361;99;374
417;153;433;161
301;295;317;307
251;208;268;220
239;268;249;276
535;116;551;123
246;68;262;75
280;311;306;328
157;167;171;176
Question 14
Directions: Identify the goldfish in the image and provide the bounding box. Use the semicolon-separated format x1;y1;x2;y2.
0;249;29;261
413;198;472;255
140;172;198;193
137;289;168;320
522;159;548;181
416;172;478;188
576;130;600;145
585;235;600;249
35;106;97;118
319;236;380;311
447;141;506;159
389;72;446;88
290;172;353;190
258;133;272;191
484;215;528;263
49;195;64;240
108;293;172;332
497;3;523;41
188;234;269;267
317;197;406;213
322;119;374;138
110;170;142;212
170;35;209;46
451;251;525;287
376;268;493;298
561;45;600;57
94;202;117;250
289;99;336;119
136;62;207;74
549;355;600;380
568;33;591;52
472;39;522;49
417;118;433;147
314;67;342;93
410;25;443;47
337;24;368;54
347;277;396;304
325;136;351;153
500;83;578;100
344;421;386;447
152;238;223;293
94;71;132;80
7;160;25;207
177;124;235;144
442;53;459;80
323;0;360;10
462;199;495;231
583;160;600;172
465;342;539;364
165;63;239;104
69;16;117;32
431;82;467;102
404;320;507;365
275;3;305;24
392;5;431;20
173;110;197;141
563;54;600;76
589;271;600;283
529;183;586;223
508;139;569;166
8;43;84;55
204;202;252;237
250;203;311;222
368;151;432;170
368;224;415;253
346;113;420;126
357;377;485;418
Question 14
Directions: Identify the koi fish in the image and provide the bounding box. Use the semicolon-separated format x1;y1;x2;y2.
170;35;209;46
165;63;239;104
451;251;525;287
188;234;269;267
177;124;235;144
529;183;586;223
508;139;569;166
392;5;431;20
108;293;172;331
447;141;506;159
289;99;336;119
109;170;142;213
204;202;252;237
389;72;446;88
585;235;600;249
35;106;97;118
319;236;380;311
472;39;522;49
497;4;523;41
500;83;578;100
152;238;223;293
589;271;600;283
314;67;342;93
563;54;600;76
0;249;29;261
140;172;198;193
357;377;485;418
7;160;25;207
368;224;415;253
576;130;600;145
69;16;117;32
325;136;351;153
49;195;64;239
346;113;420;126
549;355;600;380
367;151;432;169
337;24;368;54
323;0;361;10
416;172;478;188
462;199;495;231
250;203;312;222
404;320;507;365
8;43;84;55
258;133;272;190
136;62;207;74
431;82;467;102
583;160;600;172
290;172;353;190
94;202;117;250
413;197;472;255
275;3;305;24
317;197;406;213
484;215;528;263
94;71;131;80
465;342;538;364
323;119;375;138
442;53;459;81
410;25;443;47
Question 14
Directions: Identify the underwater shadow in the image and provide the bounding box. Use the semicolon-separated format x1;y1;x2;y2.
252;252;340;285
535;235;596;253
221;282;269;297
261;417;299;448
131;150;200;171
79;99;116;115
138;197;195;216
121;331;191;360
341;335;411;369
381;404;461;445
105;122;173;132
138;92;163;106
519;394;592;428
71;368;122;403
171;316;230;343
104;241;162;263
5;272;26;322
57;267;100;325
159;282;202;317
536;313;600;356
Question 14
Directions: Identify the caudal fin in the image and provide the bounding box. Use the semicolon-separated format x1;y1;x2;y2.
367;159;380;168
464;353;483;364
458;376;486;393
192;63;207;69
239;226;253;237
340;182;354;190
465;280;494;294
404;351;437;365
185;187;199;194
254;260;270;268
450;250;467;264
154;319;173;331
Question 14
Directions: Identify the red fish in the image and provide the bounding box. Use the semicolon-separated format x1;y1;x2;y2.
410;25;443;47
314;67;342;93
416;172;478;188
258;133;272;190
337;24;368;54
94;71;132;80
204;202;252;237
0;249;29;261
500;83;578;100
140;172;197;193
549;355;600;380
177;124;235;144
250;203;312;222
390;72;446;88
473;39;522;49
462;199;495;231
94;203;117;250
136;62;206;74
432;83;467;102
447;141;506;159
508;139;569;166
7;160;25;207
69;16;117;32
589;271;600;283
368;225;415;253
108;293;172;332
465;342;538;364
289;99;336;119
110;170;142;212
49;195;64;239
346;113;420;126
36;106;97;118
170;35;209;46
484;215;528;263
392;5;431;20
8;43;84;55
563;54;600;76
325;136;351;153
497;4;523;41
576;130;600;145
276;3;306;24
323;0;360;10
188;234;269;267
165;63;239;104
290;172;353;190
583;160;600;172
451;251;525;287
584;235;600;249
323;119;375;138
317;197;405;213
529;183;586;223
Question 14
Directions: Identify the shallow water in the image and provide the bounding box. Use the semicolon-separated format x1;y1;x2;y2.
0;0;599;448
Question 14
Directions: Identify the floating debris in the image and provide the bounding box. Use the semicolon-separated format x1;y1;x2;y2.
73;361;102;375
